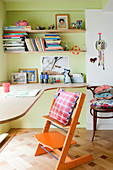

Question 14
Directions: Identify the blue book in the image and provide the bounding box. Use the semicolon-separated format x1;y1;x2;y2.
45;34;59;37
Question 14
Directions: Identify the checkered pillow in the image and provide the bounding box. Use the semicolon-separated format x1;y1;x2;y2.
49;88;79;125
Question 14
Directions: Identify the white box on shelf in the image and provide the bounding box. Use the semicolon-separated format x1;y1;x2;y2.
72;73;84;83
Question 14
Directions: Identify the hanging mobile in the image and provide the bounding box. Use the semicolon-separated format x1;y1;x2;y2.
95;33;107;70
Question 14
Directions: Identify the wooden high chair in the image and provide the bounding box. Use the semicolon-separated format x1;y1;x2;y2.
34;90;93;170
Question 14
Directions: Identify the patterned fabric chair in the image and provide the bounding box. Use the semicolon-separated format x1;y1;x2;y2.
87;85;113;141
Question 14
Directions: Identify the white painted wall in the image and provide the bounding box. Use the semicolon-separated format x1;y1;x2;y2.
85;9;113;130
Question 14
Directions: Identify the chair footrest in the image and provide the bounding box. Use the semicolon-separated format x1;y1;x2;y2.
34;131;76;150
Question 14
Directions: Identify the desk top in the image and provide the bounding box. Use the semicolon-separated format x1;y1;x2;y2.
0;83;88;124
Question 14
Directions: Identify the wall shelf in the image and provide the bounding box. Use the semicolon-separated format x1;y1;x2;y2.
27;29;85;34
5;50;86;54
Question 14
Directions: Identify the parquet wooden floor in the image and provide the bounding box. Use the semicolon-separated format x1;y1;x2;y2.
0;128;113;170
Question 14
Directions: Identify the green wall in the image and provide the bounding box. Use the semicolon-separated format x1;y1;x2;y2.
11;88;87;128
0;0;8;82
0;0;11;133
5;0;109;11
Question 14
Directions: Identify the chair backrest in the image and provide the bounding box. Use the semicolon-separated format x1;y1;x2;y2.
49;88;80;126
87;86;98;98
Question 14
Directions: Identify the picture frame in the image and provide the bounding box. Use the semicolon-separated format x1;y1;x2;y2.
55;14;69;30
12;73;27;84
19;68;38;83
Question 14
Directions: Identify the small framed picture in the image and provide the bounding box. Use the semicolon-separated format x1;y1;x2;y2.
12;73;27;84
19;68;38;83
55;14;69;30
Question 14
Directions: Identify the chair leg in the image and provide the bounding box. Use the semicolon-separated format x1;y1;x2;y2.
92;110;97;141
94;111;97;131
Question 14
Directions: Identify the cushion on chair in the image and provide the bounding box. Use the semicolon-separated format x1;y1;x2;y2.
94;85;112;94
49;88;79;125
90;99;113;108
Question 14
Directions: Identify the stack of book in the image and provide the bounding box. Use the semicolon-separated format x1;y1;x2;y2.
25;37;45;52
44;34;63;51
3;26;31;52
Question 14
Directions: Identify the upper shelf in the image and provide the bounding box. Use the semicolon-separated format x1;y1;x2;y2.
27;29;85;34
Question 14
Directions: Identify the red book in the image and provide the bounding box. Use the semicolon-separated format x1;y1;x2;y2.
3;35;24;37
3;31;27;33
42;38;45;51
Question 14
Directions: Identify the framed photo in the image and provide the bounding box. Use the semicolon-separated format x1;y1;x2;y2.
12;73;27;84
55;14;69;30
19;68;38;83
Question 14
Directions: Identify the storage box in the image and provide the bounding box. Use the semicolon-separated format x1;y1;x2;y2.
71;74;84;83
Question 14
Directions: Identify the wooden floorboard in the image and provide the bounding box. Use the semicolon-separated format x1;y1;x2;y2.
0;128;113;170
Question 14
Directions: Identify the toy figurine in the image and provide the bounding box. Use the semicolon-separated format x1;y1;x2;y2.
36;24;45;30
45;72;49;83
71;22;76;29
56;78;60;83
76;20;82;29
48;24;55;30
51;77;56;84
64;42;69;51
40;72;44;83
15;20;28;26
64;68;72;84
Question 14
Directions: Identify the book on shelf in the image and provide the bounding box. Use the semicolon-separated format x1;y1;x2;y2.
35;38;41;51
34;39;39;51
31;38;37;51
25;38;34;51
3;35;25;38
40;38;44;51
3;44;24;47
3;40;24;44
44;33;63;51
3;26;31;31
41;37;46;51
2;27;29;52
4;31;27;33
4;89;41;97
45;34;60;37
38;38;42;51
4;46;25;52
3;33;28;36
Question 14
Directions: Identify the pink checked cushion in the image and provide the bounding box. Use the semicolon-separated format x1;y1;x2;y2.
49;88;79;125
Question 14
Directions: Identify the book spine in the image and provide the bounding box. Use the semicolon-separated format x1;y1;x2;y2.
42;38;46;51
3;35;25;38
31;38;37;51
38;38;42;51
40;38;44;51
36;37;41;51
30;38;36;51
34;39;39;51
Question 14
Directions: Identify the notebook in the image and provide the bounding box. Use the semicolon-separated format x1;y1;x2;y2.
4;89;41;97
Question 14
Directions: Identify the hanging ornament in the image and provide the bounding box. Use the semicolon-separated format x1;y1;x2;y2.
95;33;107;70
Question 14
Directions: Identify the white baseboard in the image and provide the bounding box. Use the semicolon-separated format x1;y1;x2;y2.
0;133;8;143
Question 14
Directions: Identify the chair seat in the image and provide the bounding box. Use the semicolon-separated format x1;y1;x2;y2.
34;131;76;150
91;105;113;112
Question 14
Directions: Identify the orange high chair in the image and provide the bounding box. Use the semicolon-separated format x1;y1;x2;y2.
34;89;93;170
